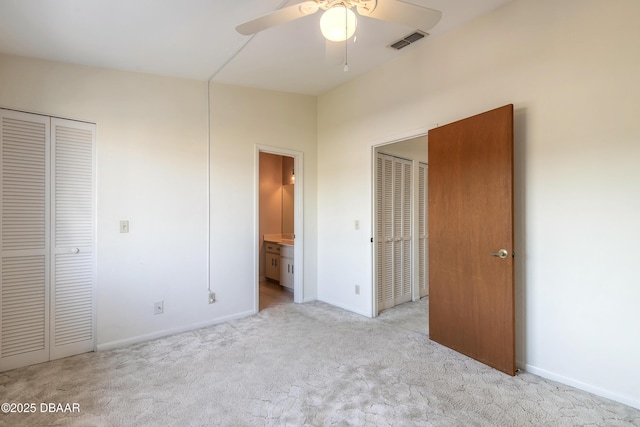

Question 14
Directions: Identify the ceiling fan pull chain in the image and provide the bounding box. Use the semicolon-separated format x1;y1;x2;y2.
344;6;349;72
344;43;349;72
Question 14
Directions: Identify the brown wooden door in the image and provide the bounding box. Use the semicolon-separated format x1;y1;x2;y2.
428;105;515;375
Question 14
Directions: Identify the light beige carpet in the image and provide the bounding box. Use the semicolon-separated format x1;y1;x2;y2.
1;299;639;426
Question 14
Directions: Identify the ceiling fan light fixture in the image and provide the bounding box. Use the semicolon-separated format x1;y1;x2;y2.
320;5;357;42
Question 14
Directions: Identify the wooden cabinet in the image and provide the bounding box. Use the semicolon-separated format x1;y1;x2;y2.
280;244;294;290
265;242;280;281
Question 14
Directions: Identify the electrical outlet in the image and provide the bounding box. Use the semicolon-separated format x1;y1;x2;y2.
355;285;360;295
154;301;164;314
208;292;216;304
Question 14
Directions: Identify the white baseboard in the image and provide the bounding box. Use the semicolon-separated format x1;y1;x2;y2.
524;364;640;410
302;296;317;303
97;310;255;352
318;297;373;318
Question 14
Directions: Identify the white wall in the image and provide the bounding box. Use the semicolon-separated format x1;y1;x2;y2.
0;56;318;349
2;0;638;410
317;0;640;409
209;83;318;305
0;54;212;347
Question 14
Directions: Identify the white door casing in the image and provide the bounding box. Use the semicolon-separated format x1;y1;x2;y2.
254;145;304;311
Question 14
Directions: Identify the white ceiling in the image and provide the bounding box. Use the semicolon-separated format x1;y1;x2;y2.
0;0;512;95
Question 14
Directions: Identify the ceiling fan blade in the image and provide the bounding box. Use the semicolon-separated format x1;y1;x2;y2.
357;0;441;33
236;1;320;35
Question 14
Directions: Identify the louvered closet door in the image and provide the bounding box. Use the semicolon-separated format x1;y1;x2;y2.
377;154;395;311
0;110;51;371
50;118;95;360
418;162;428;297
376;155;384;310
376;153;413;313
394;158;412;305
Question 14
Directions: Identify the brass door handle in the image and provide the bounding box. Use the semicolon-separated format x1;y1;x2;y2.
490;249;509;259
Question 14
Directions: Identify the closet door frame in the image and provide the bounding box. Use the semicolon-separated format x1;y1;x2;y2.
372;130;430;317
0;109;96;372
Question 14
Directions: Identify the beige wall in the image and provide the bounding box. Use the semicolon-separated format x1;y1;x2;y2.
282;156;295;235
317;0;640;409
378;136;428;162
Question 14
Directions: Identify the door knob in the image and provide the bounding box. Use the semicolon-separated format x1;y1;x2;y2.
490;249;509;259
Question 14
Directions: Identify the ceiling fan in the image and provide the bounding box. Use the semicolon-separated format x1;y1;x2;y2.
236;0;442;43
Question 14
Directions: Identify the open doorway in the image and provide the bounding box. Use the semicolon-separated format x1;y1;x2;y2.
373;135;428;316
370;107;516;374
255;147;304;312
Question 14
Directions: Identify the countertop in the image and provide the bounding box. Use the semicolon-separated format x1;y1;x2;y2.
264;234;294;246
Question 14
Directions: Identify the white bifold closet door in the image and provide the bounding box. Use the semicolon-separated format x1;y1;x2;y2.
417;162;429;298
50;117;96;361
0;109;95;371
376;153;412;313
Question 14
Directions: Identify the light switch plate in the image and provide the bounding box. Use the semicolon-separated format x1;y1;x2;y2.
120;220;129;233
154;301;164;314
